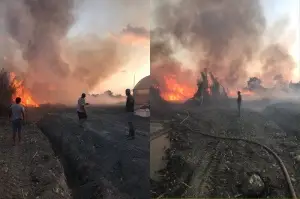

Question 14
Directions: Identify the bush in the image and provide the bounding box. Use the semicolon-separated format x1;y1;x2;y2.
0;68;15;115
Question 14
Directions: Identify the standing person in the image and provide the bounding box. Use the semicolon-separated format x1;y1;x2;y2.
125;88;135;140
9;97;25;146
77;93;89;130
237;91;242;117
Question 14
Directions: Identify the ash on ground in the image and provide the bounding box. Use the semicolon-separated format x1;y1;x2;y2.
151;101;300;198
35;105;150;199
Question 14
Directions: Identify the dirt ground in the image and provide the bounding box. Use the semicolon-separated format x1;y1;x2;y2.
0;118;70;199
36;105;150;199
0;104;150;199
151;102;300;198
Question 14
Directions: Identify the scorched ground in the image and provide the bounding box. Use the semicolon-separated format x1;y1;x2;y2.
150;98;300;198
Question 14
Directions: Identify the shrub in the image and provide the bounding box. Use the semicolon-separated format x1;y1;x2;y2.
0;68;15;116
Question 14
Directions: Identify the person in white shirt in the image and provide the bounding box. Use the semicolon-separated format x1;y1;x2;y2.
9;97;25;146
77;93;89;130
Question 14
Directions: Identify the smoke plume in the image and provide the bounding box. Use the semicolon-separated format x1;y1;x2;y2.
1;0;129;104
5;0;73;77
260;44;296;85
86;90;126;105
122;24;149;39
151;0;296;89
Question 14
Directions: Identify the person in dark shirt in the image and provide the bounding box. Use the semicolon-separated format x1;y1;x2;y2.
125;88;135;139
237;91;242;117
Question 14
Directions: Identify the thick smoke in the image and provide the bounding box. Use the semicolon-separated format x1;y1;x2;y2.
86;90;126;105
1;0;129;104
150;29;197;90
5;0;73;77
260;44;296;85
122;24;150;39
152;0;296;89
66;36;129;90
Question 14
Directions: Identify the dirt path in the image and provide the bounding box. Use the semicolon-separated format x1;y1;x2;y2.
37;107;150;199
0;119;70;199
0;145;29;198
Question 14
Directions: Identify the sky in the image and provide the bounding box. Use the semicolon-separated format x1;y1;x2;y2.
262;0;299;82
151;0;300;83
68;0;150;94
69;0;299;95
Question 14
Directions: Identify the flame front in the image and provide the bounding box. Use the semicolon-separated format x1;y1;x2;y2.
159;73;255;102
10;73;39;107
160;75;196;101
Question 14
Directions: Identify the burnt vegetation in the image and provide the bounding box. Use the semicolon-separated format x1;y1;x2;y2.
150;1;300;198
0;69;15;116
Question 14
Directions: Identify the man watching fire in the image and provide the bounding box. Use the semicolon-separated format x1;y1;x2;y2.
77;93;89;131
125;88;135;139
9;97;25;146
237;91;242;117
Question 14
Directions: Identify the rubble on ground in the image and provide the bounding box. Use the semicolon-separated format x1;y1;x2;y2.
240;173;265;197
151;105;300;198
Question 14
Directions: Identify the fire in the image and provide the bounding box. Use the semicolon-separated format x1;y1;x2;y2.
158;70;255;102
160;75;196;101
10;73;39;107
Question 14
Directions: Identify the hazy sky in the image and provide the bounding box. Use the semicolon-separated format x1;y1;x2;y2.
263;0;299;81
69;0;299;94
152;0;299;83
68;0;150;94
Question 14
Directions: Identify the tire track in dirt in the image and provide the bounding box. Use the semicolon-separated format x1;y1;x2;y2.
184;141;221;197
182;110;297;199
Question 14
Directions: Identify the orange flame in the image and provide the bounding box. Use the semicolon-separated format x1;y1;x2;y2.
10;73;39;107
160;75;196;101
159;72;255;101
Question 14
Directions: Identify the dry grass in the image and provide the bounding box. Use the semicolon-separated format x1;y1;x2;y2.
0;119;71;199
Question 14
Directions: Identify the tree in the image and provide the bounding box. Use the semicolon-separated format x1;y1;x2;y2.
247;77;262;90
0;69;15;115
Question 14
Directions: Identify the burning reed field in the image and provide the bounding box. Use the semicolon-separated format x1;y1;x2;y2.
0;69;71;198
0;0;151;198
150;0;300;198
0;68;150;199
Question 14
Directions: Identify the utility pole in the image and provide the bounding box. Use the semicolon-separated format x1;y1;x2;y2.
133;73;136;89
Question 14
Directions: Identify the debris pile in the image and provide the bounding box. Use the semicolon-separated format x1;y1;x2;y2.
240;173;265;197
151;106;300;198
187;69;228;105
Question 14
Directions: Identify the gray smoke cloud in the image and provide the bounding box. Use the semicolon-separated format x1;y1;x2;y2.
1;0;130;104
260;44;296;85
122;24;149;39
5;0;74;76
87;90;126;105
151;0;296;89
